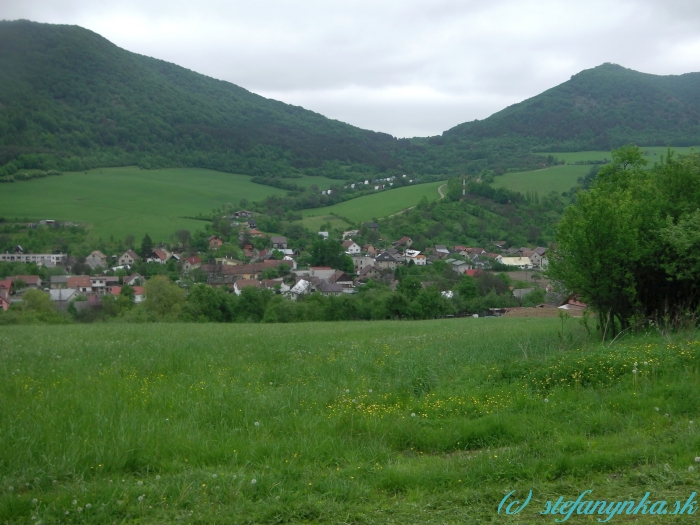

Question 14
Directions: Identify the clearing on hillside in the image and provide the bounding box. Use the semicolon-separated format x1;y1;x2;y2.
299;181;444;229
0;166;339;241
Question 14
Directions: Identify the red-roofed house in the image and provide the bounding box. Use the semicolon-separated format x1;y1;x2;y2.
183;256;202;273
67;276;92;293
0;294;10;311
8;275;43;289
0;279;12;297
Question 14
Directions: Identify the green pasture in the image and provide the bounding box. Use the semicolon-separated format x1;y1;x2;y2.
299;181;445;229
496;146;700;196
492;164;591;196
536;146;699;165
1;318;699;523
0;167;339;241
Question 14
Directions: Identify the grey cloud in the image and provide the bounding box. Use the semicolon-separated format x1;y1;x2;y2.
2;0;700;137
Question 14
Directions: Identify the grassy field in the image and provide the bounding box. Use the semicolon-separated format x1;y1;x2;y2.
0;167;340;241
536;146;699;165
299;181;444;230
492;164;591;196
495;146;700;196
1;318;699;524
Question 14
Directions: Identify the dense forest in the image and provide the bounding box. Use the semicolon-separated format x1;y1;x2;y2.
2;20;698;185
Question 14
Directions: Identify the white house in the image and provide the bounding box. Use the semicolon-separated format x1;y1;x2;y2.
342;240;361;254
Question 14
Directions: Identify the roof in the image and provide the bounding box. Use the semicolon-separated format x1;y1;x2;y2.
152;249;168;260
235;279;262;290
270;236;287;244
500;257;532;266
290;279;311;294
341;240;356;248
317;281;344;293
50;275;69;284
9;275;41;285
208;235;222;241
122;249;138;259
248;229;264;235
185;255;201;265
50;289;76;301
124;273;144;283
330;270;352;283
89;250;107;258
375;253;396;262
310;266;333;270
67;276;91;288
359;265;379;276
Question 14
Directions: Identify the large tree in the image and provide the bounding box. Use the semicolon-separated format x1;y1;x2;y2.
548;145;700;337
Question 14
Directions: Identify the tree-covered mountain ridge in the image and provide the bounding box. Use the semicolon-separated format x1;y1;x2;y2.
0;19;398;177
2;20;699;180
444;63;700;151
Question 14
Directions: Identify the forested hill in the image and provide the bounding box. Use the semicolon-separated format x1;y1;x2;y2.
443;63;700;151
0;20;398;176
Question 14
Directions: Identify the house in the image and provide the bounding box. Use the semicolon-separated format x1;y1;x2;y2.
201;260;295;281
513;288;536;300
50;276;69;289
111;286;143;302
434;245;450;256
0;294;10;312
67;276;92;293
0;252;67;267
446;259;473;274
412;254;427;266
309;266;336;280
317;281;344;296
49;288;77;309
233;210;254;218
393;236;413;248
358;265;381;281
148;249;171;264
233;279;263;295
464;269;483;277
270;236;288;249
208;235;224;249
247;219;257;229
374;252;397;270
362;244;376;255
318;231;329;240
261;278;291;294
86;250;107;269
182;256;202;273
498;256;533;270
247;229;264;238
342;240;361;254
0;279;13;296
366;222;379;231
8;275;43;290
289;279;311;300
329;270;354;288
118;250;139;266
351;254;375;272
123;273;145;287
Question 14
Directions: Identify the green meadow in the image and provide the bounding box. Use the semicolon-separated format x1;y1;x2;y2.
2;318;699;524
299;181;444;230
0;167;339;241
494;146;700;196
491;164;591;196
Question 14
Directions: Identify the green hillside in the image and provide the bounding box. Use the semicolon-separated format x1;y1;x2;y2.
0;20;397;179
2;320;699;523
299;181;444;229
0;166;295;240
444;63;700;151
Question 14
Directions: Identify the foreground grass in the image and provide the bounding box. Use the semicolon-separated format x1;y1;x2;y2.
1;318;699;524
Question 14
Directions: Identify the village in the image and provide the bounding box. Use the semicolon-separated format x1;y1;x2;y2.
0;211;560;315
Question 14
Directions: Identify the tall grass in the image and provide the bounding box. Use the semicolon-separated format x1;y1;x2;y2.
1;318;698;523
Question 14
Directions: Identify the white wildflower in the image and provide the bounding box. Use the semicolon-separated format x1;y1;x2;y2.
85;503;92;509
411;413;416;417
544;398;549;403
251;479;257;484
136;480;143;486
254;421;260;427
212;474;217;479
155;475;161;480
72;500;77;506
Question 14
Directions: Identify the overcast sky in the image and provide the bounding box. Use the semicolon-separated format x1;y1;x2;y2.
3;0;700;137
